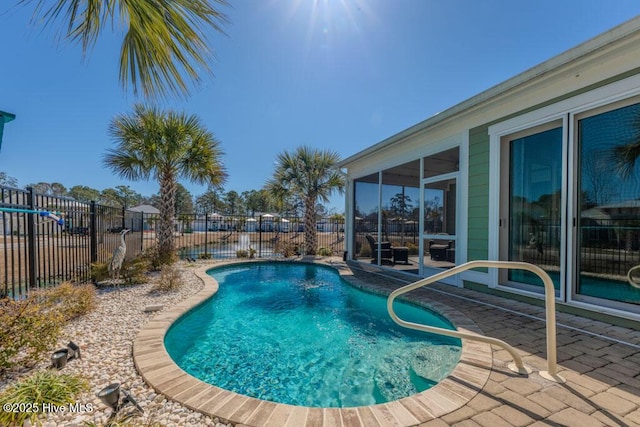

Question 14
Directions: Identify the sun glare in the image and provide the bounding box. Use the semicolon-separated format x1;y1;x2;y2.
282;0;376;52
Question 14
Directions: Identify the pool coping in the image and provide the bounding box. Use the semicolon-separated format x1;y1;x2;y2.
133;259;493;427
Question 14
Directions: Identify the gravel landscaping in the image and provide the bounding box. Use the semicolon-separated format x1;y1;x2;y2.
22;261;234;427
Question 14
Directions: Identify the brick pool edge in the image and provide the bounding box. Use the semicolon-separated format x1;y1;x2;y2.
133;259;494;427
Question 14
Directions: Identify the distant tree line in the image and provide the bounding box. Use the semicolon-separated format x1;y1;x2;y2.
0;173;339;218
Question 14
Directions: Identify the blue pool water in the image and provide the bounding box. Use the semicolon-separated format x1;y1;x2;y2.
165;262;461;407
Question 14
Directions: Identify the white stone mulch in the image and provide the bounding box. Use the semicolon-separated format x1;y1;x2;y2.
20;261;234;427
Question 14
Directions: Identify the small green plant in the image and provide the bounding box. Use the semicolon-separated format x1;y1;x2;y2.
153;264;183;292
0;297;63;372
317;247;333;257
249;247;257;259
198;252;212;260
0;370;88;426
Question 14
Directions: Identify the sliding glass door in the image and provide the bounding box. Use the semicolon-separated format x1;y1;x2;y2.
499;124;563;296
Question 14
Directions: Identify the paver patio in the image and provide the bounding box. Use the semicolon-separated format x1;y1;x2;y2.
347;263;640;427
135;259;640;426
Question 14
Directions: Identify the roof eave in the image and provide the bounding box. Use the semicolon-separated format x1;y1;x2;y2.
339;15;640;168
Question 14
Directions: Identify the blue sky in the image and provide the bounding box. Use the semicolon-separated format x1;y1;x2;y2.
1;1;640;213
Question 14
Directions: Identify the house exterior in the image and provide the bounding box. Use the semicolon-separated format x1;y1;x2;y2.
127;204;160;231
339;17;640;324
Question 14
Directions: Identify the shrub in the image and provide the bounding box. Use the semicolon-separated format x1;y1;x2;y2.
120;256;149;285
0;297;63;372
0;370;88;426
198;252;212;260
36;282;97;322
236;249;249;258
138;246;162;271
157;249;178;267
153;264;183;292
90;261;110;283
317;247;333;257
273;240;297;258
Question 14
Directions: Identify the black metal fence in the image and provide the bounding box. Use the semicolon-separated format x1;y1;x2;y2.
0;187;146;298
0;186;345;298
169;214;345;261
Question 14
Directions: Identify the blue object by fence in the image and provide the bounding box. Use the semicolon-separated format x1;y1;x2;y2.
0;207;65;226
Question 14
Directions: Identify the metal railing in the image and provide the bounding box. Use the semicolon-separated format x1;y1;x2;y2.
387;260;565;383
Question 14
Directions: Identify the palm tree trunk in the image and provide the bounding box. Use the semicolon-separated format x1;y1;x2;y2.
304;195;317;255
157;173;177;264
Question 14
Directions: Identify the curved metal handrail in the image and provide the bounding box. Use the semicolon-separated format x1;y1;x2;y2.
626;265;640;289
387;260;565;382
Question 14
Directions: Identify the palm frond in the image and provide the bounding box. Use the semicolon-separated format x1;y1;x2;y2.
612;142;640;179
21;0;228;100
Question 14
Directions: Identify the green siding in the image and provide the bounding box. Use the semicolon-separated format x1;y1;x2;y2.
467;125;490;261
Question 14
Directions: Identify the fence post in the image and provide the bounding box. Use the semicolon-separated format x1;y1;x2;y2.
90;201;98;263
141;212;144;253
121;206;126;231
259;215;262;257
204;214;209;255
26;187;37;289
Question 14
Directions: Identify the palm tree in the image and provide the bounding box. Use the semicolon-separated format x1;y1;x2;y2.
104;104;227;264
20;0;228;100
266;146;345;255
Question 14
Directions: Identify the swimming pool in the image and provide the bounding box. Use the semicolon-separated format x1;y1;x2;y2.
165;262;461;408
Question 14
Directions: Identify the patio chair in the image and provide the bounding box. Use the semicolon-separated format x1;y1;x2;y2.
365;234;393;264
429;233;453;261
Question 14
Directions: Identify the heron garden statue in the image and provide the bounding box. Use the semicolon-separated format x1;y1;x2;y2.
109;229;130;289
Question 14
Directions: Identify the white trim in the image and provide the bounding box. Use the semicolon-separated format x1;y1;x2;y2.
345;178;354;259
566;112;578;306
559;115;569;303
458;133;470;268
489;73;640;135
488;129;500;287
422;171;459;185
418;156;425;277
421;172;460;287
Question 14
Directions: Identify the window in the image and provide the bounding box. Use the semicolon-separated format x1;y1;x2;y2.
575;99;640;306
499;122;563;295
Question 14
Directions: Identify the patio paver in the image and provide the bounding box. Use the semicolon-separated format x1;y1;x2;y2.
133;259;640;426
